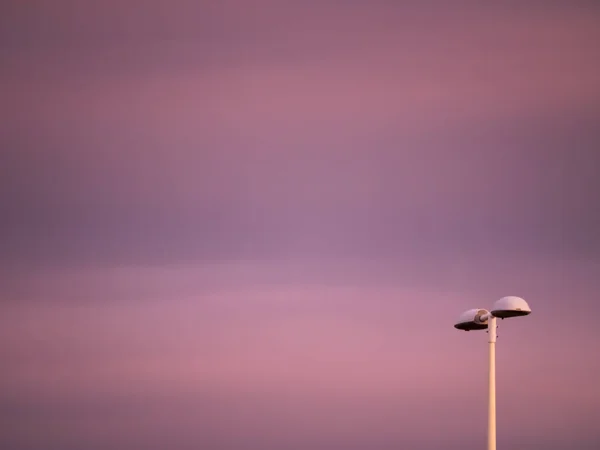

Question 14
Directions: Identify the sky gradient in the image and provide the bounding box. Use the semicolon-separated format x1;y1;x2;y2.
1;1;600;449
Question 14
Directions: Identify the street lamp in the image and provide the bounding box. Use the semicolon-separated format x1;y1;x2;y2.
453;296;532;450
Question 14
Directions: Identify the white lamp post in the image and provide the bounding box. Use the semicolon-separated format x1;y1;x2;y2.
454;296;532;450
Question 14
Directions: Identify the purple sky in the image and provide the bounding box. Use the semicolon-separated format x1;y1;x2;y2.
1;1;600;449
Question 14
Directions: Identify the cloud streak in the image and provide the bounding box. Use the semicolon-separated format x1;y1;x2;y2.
1;1;600;449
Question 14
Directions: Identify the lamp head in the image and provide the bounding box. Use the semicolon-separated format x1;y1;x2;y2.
454;308;490;331
491;296;531;319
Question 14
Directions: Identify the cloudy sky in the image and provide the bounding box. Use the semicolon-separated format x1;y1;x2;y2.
1;1;600;449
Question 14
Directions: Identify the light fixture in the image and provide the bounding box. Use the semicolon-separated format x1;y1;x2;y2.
454;296;532;450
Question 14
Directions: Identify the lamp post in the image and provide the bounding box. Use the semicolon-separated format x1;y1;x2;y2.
454;296;532;450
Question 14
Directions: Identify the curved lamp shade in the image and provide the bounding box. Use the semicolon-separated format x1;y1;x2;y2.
491;296;531;319
454;308;490;331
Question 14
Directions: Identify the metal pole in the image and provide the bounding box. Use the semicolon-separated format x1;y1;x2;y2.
488;316;497;450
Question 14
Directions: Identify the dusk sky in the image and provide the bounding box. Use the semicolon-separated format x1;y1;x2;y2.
1;1;600;449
